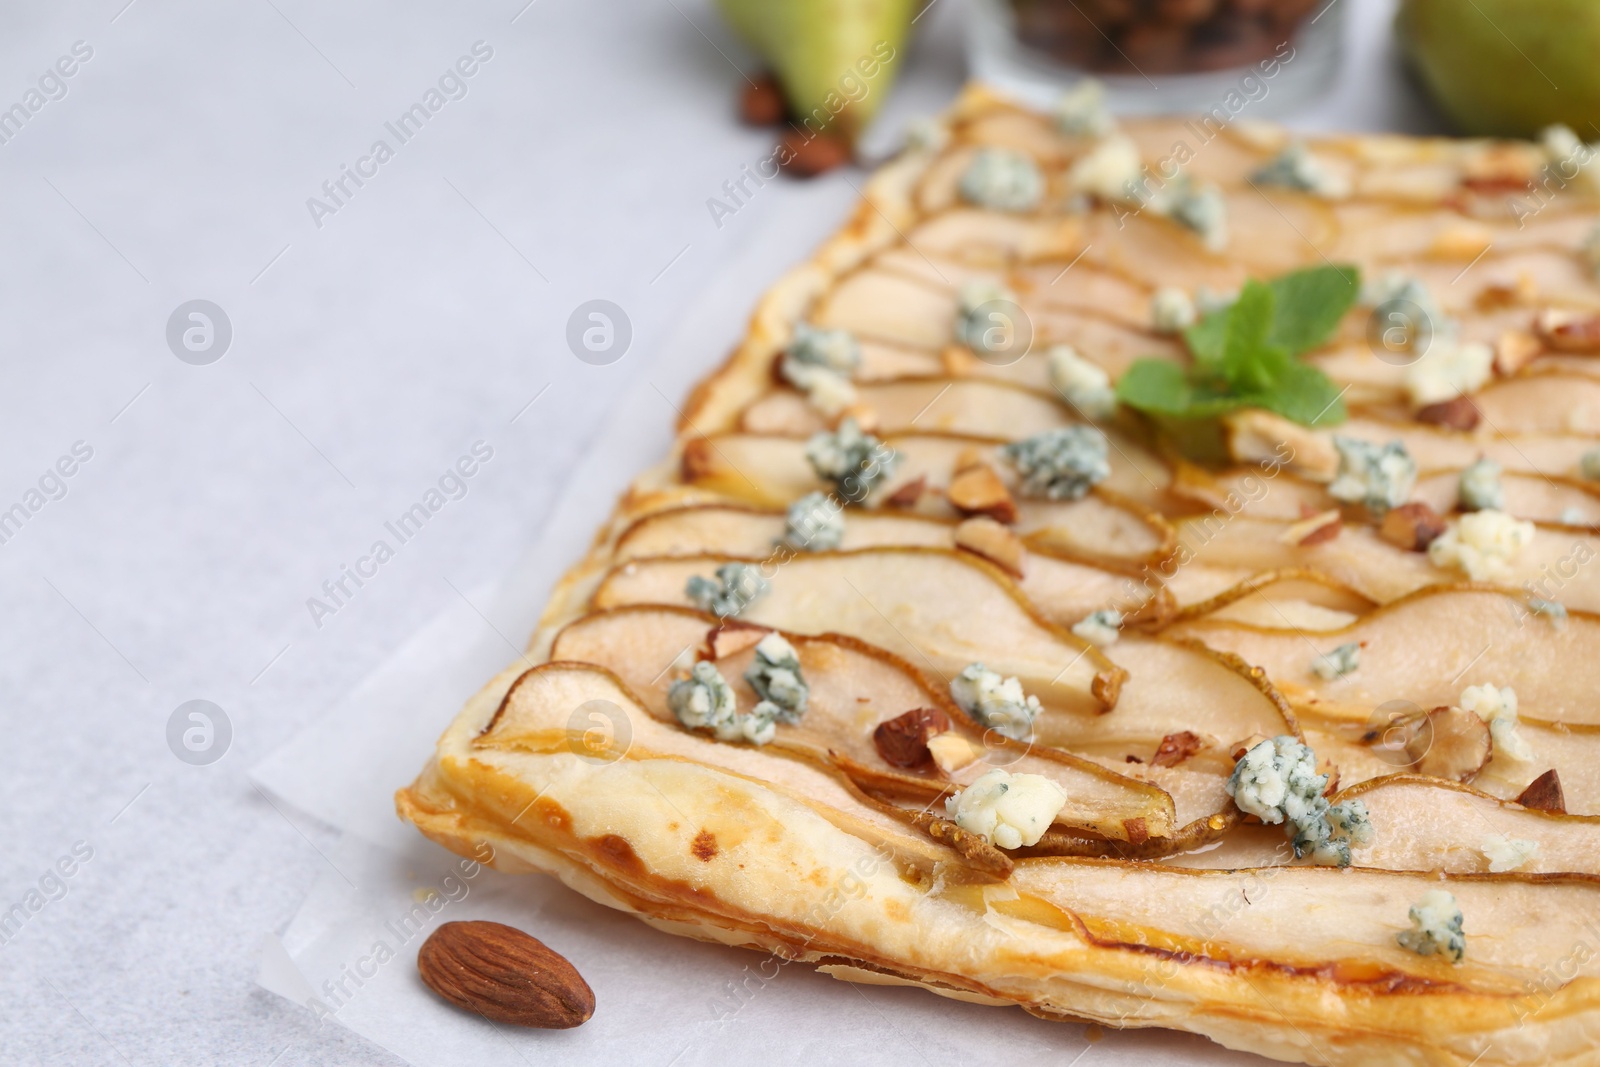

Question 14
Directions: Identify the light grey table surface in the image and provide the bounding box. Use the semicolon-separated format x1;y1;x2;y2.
0;1;1444;1064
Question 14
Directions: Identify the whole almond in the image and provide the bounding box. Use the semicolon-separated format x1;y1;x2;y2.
418;921;594;1029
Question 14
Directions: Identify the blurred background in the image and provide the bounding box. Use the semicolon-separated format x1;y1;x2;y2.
0;0;1583;1064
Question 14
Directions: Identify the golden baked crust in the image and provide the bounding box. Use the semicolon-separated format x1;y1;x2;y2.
401;85;1600;1065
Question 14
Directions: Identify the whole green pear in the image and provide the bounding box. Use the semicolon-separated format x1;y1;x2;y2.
715;0;917;142
1398;0;1600;137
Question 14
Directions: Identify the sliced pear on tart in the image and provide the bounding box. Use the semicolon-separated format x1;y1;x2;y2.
609;503;1168;625
678;430;1173;513
591;547;1119;714
1170;586;1600;727
548;605;1177;844
1177;514;1600;610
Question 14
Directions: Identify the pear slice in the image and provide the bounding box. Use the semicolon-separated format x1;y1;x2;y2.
1178;513;1600;610
466;661;960;870
1280;415;1598;480
1170;586;1600;728
740;377;1077;441
678;430;1173;513
548;605;1177;843
1412;469;1600;526
592;547;1119;714
1167;773;1600;874
592;550;1303;758
904;208;1083;263
1005;859;1600;1011
1169;569;1378;624
1464;374;1600;436
1172;459;1600;527
610;504;1166;627
1336;775;1600;875
811;267;954;349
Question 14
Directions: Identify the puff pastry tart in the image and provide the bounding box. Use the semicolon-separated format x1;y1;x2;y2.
401;85;1600;1065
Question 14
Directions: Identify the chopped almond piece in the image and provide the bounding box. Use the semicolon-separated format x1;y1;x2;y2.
926;731;984;774
884;475;927;509
1406;705;1491;782
940;345;979;377
1474;274;1536;311
1516;769;1566;814
873;707;952;769
953;447;988;475
1415;395;1482;431
1223;409;1339;482
1429;222;1494;260
1279;509;1342;546
1151;731;1202;768
1537;308;1600;353
1380;502;1448;552
953;516;1027;577
1492;330;1542;376
1460;144;1539;191
947;464;1018;524
838;403;879;433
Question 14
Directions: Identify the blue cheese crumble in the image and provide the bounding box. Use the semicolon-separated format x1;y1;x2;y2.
1528;596;1568;629
1001;427;1111;501
742;632;808;724
1227;736;1372;867
1403;338;1494;407
1328;437;1417;515
1427;509;1534;581
782;491;844;551
1580;447;1600;481
1311;642;1360;680
1461;683;1533;763
1155;175;1228;252
944;768;1067;850
903;116;949;154
1071;608;1122;647
668;661;776;745
1150;287;1197;334
1250;142;1350;198
949;662;1042;741
685;562;769;618
1583;223;1600;280
1227;736;1329;828
1046;345;1116;419
1293;798;1374;868
1362;272;1445;355
1397;889;1466;964
781;324;860;416
1054;78;1115;138
1067;135;1142;202
959;148;1044;213
955;280;1024;355
805;417;899;503
1457;459;1504;512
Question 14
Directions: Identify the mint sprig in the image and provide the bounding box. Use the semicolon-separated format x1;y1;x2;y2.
1116;264;1359;427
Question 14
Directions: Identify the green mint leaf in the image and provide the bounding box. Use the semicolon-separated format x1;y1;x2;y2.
1115;359;1194;415
1220;281;1287;394
1265;264;1361;356
1183;307;1230;369
1117;359;1246;419
1257;361;1348;426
